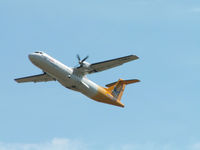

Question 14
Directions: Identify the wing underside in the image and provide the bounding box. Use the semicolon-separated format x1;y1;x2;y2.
88;55;139;74
14;73;55;83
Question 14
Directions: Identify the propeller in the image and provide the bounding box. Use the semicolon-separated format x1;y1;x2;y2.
76;54;89;67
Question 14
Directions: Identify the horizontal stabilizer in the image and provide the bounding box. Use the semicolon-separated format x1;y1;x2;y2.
106;79;140;87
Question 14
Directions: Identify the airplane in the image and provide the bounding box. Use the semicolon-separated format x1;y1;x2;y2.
14;51;140;108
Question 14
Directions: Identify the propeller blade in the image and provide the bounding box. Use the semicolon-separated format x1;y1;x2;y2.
76;54;81;62
81;55;89;63
75;54;89;67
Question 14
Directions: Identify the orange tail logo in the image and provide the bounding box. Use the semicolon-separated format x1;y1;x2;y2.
106;79;140;101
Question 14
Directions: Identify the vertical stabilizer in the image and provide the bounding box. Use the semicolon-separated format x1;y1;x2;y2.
106;79;140;102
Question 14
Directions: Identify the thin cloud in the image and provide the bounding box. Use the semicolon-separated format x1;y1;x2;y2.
0;139;200;150
192;142;200;150
108;142;200;150
0;138;87;150
190;8;200;13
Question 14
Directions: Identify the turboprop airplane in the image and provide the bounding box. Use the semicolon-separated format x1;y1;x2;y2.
15;51;140;107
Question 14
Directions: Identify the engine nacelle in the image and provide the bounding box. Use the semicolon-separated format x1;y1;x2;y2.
82;61;91;68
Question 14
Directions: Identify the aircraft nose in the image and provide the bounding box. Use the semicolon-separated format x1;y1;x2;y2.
28;53;35;61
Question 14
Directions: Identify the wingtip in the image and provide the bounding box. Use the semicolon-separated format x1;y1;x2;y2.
129;54;139;60
134;55;139;59
136;79;141;82
14;78;20;83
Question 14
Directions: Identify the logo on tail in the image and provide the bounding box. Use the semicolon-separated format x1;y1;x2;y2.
106;79;140;102
112;84;123;98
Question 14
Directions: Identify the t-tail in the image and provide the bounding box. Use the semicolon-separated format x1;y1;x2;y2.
106;79;140;107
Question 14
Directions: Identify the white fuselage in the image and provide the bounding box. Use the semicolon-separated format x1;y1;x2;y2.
28;52;101;99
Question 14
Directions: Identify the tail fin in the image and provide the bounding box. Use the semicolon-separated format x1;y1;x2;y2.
106;79;140;101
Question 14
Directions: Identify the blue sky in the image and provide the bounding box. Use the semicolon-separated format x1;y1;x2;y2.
1;0;200;149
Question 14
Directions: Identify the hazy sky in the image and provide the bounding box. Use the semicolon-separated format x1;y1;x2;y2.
1;0;200;150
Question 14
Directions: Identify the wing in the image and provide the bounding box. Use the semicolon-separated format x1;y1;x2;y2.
88;55;139;74
14;73;56;83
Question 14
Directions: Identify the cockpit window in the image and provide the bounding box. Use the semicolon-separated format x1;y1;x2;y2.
35;51;43;54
